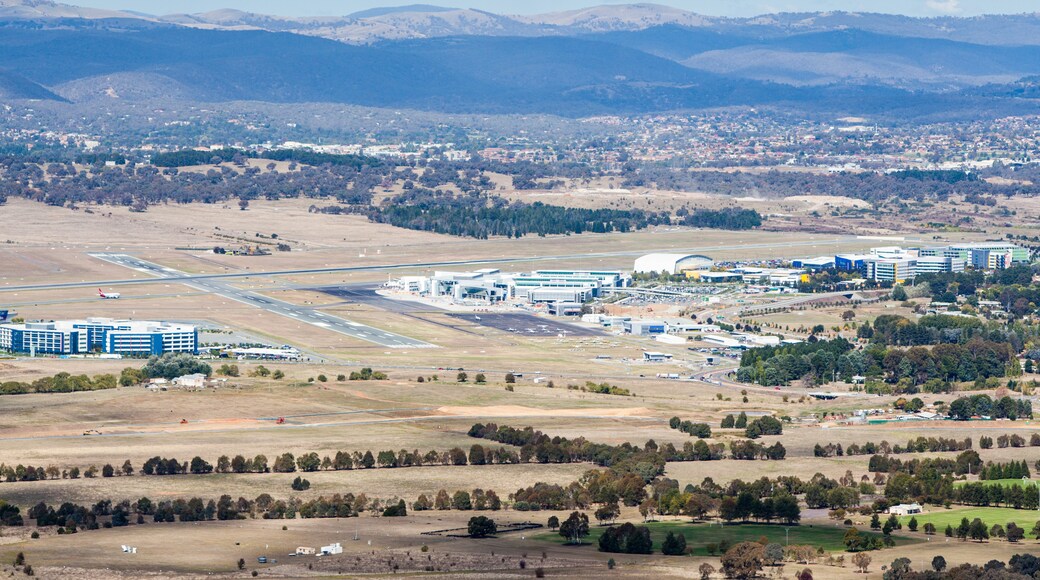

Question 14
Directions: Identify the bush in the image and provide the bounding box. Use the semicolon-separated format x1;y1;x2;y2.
661;531;687;555
383;500;408;517
598;523;652;554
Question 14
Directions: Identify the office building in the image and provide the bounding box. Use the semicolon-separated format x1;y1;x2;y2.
866;257;916;283
919;242;1027;270
0;318;198;356
915;256;965;274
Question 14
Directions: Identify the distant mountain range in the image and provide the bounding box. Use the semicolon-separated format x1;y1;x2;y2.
3;1;1039;45
0;0;1038;117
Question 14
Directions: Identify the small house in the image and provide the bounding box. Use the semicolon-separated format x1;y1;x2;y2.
888;503;922;516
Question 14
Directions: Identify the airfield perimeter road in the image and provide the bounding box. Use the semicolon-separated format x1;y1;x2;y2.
89;253;434;349
0;236;865;293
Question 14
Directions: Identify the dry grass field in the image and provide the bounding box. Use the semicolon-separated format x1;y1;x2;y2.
1;198;1038;577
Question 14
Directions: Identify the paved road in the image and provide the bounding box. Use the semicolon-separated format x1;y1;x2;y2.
90;253;434;349
0;237;859;293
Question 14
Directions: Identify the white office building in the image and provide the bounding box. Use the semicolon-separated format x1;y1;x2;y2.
0;318;198;356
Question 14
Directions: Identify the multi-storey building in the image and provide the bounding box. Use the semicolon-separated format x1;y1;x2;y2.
0;318;198;356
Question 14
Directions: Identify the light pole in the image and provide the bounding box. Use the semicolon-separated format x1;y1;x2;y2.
785;527;791;546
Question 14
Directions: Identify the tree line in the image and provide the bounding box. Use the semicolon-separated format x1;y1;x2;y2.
815;436;972;458
149;148;379;170
468;423;786;476
0;372;117;395
9;485;517;534
680;207;763;230
366;191;670;239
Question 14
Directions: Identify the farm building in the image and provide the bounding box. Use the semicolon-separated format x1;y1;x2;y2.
888;503;923;516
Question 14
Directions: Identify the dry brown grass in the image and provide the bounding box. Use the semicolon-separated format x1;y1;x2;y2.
2;198;1039;576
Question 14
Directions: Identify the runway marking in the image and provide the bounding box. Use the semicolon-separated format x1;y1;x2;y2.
89;254;435;349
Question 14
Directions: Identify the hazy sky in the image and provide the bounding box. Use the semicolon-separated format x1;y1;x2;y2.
72;1;1038;18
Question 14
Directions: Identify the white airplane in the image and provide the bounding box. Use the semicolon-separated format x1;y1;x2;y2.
98;288;121;299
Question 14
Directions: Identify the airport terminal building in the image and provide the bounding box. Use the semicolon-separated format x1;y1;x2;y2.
0;318;198;356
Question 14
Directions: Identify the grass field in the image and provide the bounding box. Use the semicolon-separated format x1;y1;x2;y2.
897;506;1040;529
536;521;918;555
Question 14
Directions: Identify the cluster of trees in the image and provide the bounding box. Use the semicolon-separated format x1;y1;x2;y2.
597;522;652;554
842;527;890;552
955;482;1040;509
17;486;518;531
667;416;712;438
0;443;540;484
817;437;972;457
869;451;980;477
874;452;1040;508
141;353;213;380
348;367;388;381
680;207;762;230
721;412;784;438
625;165;1038;204
511;471;647;510
142;456;213;475
864;314;985;347
468;423;784;475
0;372;117;395
413;489;502;512
367;192;670;239
730;440;787;460
0;500;23;526
1;156;381;208
865;552;1040;580
740;336;1018;389
979;460;1032;480
736;338;854;386
948;394;1032;420
981;433;1040;449
150;148;252;167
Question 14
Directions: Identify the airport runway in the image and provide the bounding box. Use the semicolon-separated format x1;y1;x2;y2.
311;284;443;314
0;237;863;293
446;313;605;337
89;253;434;349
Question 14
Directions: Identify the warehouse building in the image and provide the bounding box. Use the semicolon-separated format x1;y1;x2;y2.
792;256;836;270
0;318;197;356
634;253;713;275
624;320;667;335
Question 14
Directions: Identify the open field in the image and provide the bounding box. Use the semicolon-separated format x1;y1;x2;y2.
897;506;1040;529
2;198;1040;577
